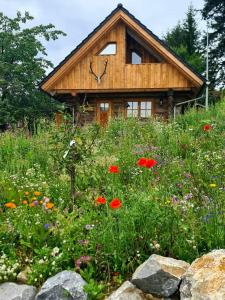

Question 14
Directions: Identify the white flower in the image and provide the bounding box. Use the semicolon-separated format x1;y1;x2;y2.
51;247;60;256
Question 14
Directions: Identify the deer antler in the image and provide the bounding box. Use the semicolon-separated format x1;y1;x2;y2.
89;60;108;83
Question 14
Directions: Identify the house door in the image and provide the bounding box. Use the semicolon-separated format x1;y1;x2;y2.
98;102;110;126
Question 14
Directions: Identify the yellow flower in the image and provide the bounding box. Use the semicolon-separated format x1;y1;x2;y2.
209;183;217;188
31;197;37;201
34;191;41;197
5;202;16;209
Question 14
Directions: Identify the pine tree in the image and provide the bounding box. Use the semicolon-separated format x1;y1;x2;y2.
202;0;225;87
164;5;204;74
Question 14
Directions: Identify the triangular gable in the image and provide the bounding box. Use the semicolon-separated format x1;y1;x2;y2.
40;4;205;92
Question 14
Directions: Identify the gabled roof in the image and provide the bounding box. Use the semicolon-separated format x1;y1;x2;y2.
40;3;205;91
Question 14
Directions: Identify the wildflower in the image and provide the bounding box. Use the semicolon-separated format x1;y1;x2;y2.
184;193;193;201
22;200;28;205
75;256;91;270
78;239;89;246
46;202;54;209
209;183;217;188
33;201;39;206
5;202;16;209
145;159;157;168
31;197;37;201
34;191;41;197
109;165;119;173
203;124;212;131
84;224;95;230
137;157;147;167
96;196;106;205
24;191;29;196
44;223;50;230
110;198;122;209
29;203;35;207
51;247;60;256
43;196;50;203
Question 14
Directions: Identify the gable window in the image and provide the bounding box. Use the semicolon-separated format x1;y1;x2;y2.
99;43;116;55
131;51;142;64
127;101;152;118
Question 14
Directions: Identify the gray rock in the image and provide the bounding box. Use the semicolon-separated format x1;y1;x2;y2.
180;249;225;300
35;270;87;300
131;254;190;297
0;282;37;300
106;281;150;300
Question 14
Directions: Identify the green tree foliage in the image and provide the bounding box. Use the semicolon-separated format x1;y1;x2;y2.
164;5;205;74
202;0;225;87
0;11;66;130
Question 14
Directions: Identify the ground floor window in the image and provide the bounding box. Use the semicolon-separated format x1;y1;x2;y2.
127;100;152;118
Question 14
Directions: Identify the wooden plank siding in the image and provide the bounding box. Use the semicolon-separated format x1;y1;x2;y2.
52;21;195;93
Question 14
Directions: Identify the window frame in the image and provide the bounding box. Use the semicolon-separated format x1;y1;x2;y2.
126;100;152;118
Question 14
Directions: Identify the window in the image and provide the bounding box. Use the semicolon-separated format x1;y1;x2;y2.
127;101;138;117
100;102;109;112
127;101;152;118
140;101;152;117
99;43;116;55
131;51;142;64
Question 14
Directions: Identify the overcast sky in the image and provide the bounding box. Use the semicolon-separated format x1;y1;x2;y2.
1;0;205;72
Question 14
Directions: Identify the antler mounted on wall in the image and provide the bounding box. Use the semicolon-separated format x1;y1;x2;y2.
89;59;108;84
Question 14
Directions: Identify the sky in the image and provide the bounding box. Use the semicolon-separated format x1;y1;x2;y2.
1;0;205;72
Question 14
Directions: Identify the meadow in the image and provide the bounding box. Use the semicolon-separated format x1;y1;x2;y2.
0;100;224;298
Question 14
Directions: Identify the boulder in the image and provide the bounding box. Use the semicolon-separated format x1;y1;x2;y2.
180;249;225;299
106;281;153;300
0;282;37;300
35;270;87;300
131;254;190;297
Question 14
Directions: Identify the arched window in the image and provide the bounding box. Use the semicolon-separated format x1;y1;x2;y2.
98;43;117;55
131;51;142;64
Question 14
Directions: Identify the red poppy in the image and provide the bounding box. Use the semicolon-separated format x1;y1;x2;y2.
203;124;212;131
96;196;106;205
109;166;119;173
110;198;122;209
145;159;157;168
137;157;147;167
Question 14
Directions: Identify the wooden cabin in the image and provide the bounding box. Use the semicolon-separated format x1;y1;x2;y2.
40;4;205;126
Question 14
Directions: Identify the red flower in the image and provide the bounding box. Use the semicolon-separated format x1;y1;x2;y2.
109;166;119;173
96;196;106;205
203;124;212;131
109;198;122;209
137;157;147;167
145;159;157;168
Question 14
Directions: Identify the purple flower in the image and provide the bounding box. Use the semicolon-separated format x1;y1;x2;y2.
44;223;50;230
184;193;193;201
172;195;179;204
33;201;39;206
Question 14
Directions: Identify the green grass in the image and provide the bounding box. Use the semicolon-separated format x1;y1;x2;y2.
0;100;224;297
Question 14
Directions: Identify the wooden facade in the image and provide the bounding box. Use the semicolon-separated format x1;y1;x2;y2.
40;4;205;126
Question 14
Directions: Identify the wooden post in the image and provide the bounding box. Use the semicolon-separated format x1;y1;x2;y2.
168;90;174;118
